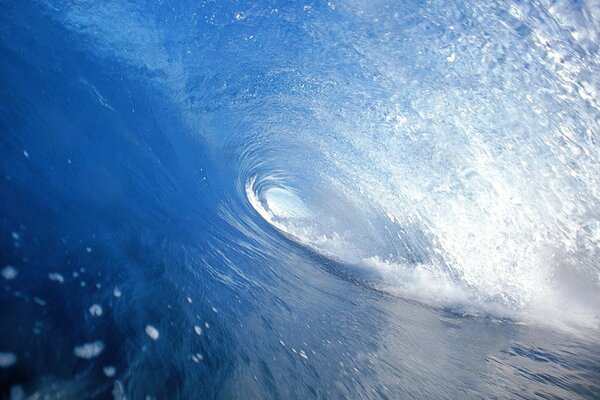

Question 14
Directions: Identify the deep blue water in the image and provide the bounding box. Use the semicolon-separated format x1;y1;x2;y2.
1;0;600;398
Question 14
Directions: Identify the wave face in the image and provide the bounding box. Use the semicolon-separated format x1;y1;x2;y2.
1;0;600;398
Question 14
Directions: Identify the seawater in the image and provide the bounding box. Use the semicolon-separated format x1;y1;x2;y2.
1;0;599;398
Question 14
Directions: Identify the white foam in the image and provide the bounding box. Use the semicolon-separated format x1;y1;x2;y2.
48;273;64;283
362;257;470;309
2;266;17;280
89;304;103;317
145;325;159;340
73;341;104;359
103;365;116;377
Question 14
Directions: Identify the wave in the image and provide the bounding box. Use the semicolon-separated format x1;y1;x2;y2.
7;0;600;334
245;169;599;332
3;1;600;398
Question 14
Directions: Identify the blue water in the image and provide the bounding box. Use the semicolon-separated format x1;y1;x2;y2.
1;0;600;398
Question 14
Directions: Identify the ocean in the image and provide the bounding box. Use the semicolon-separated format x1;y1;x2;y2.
1;0;599;398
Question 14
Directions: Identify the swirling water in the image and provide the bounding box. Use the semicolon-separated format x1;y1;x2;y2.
1;0;599;398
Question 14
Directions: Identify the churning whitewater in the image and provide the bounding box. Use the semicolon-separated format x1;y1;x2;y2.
1;0;599;398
